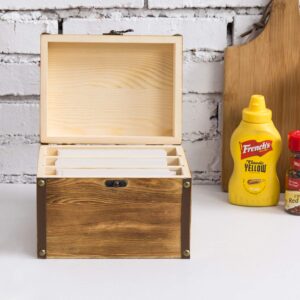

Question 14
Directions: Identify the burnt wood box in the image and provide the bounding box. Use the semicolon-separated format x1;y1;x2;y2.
37;34;192;259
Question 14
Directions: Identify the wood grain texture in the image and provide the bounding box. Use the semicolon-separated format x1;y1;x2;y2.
40;35;182;145
45;178;183;258
222;0;300;191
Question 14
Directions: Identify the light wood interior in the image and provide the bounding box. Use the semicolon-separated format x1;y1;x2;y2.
41;35;182;144
37;145;191;178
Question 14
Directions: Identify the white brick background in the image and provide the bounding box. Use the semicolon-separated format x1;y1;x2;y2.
0;0;277;183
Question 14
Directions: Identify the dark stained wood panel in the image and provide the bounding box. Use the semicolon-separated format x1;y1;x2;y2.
46;178;183;258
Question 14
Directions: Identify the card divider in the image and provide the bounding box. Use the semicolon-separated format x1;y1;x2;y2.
40;146;187;177
44;156;183;167
45;146;179;156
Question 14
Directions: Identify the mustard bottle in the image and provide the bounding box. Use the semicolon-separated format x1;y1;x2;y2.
228;95;282;206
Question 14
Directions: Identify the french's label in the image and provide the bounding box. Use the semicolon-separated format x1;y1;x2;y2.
240;139;273;194
240;140;273;159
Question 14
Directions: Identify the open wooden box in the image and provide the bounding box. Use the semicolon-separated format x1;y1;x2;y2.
37;34;192;259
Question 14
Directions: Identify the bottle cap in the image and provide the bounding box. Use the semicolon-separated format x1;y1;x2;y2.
242;95;272;123
288;130;300;152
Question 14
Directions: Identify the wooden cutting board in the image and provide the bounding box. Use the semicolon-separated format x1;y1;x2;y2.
222;0;300;192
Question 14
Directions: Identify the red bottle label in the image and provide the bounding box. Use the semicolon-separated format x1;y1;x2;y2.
240;140;273;159
291;158;300;171
287;177;300;190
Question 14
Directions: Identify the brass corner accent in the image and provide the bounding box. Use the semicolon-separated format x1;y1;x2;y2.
39;249;46;257
183;249;190;258
183;181;191;189
38;179;46;187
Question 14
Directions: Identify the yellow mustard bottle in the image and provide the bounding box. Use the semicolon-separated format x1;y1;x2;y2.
228;95;282;206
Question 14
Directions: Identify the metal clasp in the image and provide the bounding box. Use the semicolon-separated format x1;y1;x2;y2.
105;180;128;188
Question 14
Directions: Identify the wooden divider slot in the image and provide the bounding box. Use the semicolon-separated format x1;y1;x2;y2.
44;156;183;167
38;145;190;178
45;146;179;156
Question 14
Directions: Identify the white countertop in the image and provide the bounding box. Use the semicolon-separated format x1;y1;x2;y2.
0;184;299;300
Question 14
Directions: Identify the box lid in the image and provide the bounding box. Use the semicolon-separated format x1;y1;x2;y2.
40;35;182;144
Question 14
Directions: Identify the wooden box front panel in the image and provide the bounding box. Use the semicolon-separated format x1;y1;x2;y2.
37;178;190;258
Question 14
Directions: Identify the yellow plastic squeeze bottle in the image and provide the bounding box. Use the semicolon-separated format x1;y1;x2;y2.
228;95;282;206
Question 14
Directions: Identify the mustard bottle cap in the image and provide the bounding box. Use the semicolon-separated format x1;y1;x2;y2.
242;95;272;123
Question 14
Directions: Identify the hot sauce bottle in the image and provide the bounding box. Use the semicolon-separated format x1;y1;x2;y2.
228;95;282;206
285;131;300;215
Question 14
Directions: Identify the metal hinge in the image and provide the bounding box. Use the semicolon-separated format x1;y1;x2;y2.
103;29;134;35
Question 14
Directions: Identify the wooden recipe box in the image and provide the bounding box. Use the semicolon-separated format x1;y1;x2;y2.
37;34;192;259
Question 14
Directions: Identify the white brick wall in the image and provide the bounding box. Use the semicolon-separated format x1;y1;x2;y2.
232;15;261;44
0;0;270;184
0;102;39;135
0;64;40;95
63;18;228;51
183;94;220;140
0;20;58;54
0;143;39;174
184;61;224;93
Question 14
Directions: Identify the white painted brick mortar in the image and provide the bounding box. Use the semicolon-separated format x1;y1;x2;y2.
148;0;269;9
0;174;36;184
0;0;144;10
